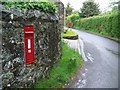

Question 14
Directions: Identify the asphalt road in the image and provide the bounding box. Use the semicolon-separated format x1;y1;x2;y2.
66;28;119;88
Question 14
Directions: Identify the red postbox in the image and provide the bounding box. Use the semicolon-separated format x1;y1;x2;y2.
24;25;35;65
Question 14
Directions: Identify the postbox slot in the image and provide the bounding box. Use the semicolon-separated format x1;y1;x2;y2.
28;39;31;49
25;31;34;34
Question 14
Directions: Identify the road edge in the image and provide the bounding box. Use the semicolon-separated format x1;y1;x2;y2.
69;27;120;43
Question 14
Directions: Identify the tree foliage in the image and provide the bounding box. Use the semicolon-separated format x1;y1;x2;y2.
80;0;100;18
109;0;119;7
109;0;119;14
65;2;74;17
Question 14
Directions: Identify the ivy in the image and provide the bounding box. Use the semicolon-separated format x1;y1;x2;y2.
2;2;56;14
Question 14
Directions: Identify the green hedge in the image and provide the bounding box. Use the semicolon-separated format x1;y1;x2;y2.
80;14;119;38
66;13;120;39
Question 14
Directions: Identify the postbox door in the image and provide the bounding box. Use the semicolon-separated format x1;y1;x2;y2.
25;37;34;64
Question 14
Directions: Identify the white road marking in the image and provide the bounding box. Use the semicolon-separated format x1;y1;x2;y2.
79;38;88;62
87;53;94;63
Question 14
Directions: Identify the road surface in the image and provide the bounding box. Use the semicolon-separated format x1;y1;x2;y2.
65;28;119;88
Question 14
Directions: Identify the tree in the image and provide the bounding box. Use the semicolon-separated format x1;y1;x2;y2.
109;0;119;12
109;0;119;7
108;0;119;14
72;10;81;17
65;2;74;17
80;0;100;18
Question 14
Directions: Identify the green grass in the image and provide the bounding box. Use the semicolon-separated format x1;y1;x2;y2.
61;29;77;37
35;42;83;89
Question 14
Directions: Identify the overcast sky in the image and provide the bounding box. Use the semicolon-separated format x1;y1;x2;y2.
60;0;112;12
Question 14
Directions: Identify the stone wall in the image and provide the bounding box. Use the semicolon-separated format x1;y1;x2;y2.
0;2;63;89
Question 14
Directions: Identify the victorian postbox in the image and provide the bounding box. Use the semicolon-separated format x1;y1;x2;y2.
24;25;35;65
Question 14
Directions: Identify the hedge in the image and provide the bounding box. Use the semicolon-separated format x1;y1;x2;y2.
66;13;120;39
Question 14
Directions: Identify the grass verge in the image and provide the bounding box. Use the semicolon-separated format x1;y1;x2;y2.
61;29;77;37
35;41;83;89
